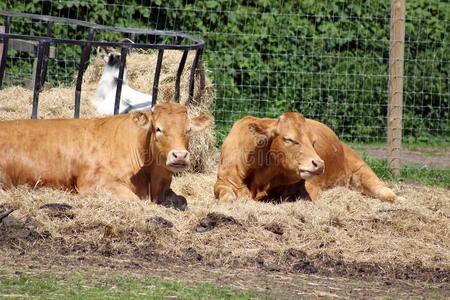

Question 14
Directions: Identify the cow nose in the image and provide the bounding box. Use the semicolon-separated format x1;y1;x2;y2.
171;150;189;160
312;159;325;174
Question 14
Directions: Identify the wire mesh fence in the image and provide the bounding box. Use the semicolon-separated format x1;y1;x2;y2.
0;0;448;147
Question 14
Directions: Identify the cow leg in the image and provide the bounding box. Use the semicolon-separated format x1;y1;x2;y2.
304;181;322;201
214;177;251;202
102;183;141;202
77;175;141;202
148;175;187;210
214;180;237;202
350;164;398;202
160;189;187;211
149;174;172;204
0;171;8;190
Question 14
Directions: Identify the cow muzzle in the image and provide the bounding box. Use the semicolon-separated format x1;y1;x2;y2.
299;159;325;179
166;149;190;172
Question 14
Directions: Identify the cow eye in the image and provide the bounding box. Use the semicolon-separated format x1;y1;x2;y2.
283;137;297;144
156;127;162;134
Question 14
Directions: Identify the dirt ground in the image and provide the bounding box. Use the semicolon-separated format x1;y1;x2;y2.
1;251;449;299
1;171;449;298
359;146;450;169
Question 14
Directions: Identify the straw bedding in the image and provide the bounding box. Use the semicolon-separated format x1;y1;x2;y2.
0;173;449;280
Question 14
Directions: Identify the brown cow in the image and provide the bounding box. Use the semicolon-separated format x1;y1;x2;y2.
214;112;400;202
0;102;212;209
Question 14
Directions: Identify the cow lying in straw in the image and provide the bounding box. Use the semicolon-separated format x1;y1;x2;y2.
214;112;400;202
91;47;153;115
0;102;212;209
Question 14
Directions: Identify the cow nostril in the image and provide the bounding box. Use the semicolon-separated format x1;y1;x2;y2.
171;151;189;161
312;159;324;171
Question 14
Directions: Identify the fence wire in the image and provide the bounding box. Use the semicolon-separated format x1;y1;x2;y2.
0;0;448;146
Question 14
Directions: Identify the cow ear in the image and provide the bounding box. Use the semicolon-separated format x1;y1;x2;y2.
189;113;213;132
281;112;305;124
294;112;306;123
248;121;276;143
131;112;150;128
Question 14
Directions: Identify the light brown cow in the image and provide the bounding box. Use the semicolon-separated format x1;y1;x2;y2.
214;112;400;202
0;102;212;209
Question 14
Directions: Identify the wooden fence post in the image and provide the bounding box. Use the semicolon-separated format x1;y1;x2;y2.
388;0;405;176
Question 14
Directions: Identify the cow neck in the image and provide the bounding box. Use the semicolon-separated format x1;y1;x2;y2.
250;141;278;194
252;142;300;193
144;134;171;178
103;115;149;176
130;145;145;173
136;131;154;180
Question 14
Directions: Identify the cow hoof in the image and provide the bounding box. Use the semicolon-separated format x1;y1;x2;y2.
377;187;398;202
395;196;407;202
218;190;237;202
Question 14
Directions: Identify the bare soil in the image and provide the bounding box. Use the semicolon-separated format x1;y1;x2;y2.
359;146;450;169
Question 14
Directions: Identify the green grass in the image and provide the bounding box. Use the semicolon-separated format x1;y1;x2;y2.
350;140;450;154
0;272;261;300
365;157;450;188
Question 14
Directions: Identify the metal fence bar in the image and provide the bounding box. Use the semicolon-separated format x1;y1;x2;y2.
387;0;405;176
174;50;188;102
114;47;128;115
151;49;164;106
0;11;204;117
74;28;95;118
40;21;53;88
187;48;202;103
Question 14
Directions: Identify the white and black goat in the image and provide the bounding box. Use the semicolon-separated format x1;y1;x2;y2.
91;46;153;115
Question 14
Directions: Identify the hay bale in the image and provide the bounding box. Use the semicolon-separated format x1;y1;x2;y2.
0;50;215;173
84;51;213;104
84;50;216;172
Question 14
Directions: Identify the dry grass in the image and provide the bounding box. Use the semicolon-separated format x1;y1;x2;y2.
0;86;98;120
1;171;449;277
0;50;215;172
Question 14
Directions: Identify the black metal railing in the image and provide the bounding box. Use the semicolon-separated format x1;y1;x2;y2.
0;11;205;119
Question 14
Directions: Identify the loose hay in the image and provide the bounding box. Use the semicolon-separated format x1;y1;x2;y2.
0;50;215;172
1;172;449;281
0;86;98;120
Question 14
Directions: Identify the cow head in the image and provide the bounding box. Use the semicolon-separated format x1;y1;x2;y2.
249;112;325;181
147;102;212;173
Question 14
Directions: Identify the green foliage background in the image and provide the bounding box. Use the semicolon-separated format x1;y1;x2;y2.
0;0;448;143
